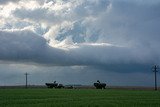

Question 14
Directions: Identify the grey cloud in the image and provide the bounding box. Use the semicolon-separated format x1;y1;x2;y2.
0;30;46;61
0;0;20;4
43;0;160;48
0;29;158;73
4;0;160;47
13;0;110;24
0;64;158;86
95;1;160;45
0;30;70;65
73;0;110;17
13;8;54;23
13;7;71;25
0;0;160;86
55;20;100;43
68;44;159;73
1;0;160;88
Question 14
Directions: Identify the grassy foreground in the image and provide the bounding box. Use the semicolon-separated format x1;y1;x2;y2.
0;89;160;107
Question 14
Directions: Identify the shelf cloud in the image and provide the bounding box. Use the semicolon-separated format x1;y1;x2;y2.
0;0;160;86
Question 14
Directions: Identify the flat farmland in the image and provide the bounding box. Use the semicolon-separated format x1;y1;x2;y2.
0;89;160;107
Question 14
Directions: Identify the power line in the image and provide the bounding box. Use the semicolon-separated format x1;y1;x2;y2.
24;72;29;89
152;65;159;91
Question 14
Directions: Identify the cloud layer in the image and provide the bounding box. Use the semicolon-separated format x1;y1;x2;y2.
0;28;158;73
0;0;160;86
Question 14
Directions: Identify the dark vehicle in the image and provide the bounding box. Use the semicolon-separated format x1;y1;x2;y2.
65;85;74;89
57;84;65;88
94;80;106;89
45;81;64;89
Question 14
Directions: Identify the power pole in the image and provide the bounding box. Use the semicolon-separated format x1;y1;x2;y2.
152;65;159;91
24;72;29;89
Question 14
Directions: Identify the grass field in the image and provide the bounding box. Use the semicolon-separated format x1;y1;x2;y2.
0;89;160;107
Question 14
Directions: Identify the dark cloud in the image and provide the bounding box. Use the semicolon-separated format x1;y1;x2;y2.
0;30;46;61
0;0;160;86
1;0;160;69
0;29;158;73
0;0;20;4
0;64;158;86
95;1;160;46
0;29;69;65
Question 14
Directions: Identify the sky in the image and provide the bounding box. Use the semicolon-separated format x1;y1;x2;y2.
0;0;160;86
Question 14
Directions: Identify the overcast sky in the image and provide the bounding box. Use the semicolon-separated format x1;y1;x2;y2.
0;0;160;86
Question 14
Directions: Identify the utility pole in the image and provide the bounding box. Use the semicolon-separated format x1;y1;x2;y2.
152;65;159;91
24;72;29;89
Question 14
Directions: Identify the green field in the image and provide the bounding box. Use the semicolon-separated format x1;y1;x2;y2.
0;89;160;107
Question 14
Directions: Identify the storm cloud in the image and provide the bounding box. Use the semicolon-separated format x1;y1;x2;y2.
0;0;160;86
0;29;158;71
0;0;20;5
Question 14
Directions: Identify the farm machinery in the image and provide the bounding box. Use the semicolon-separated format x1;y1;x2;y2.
94;80;106;89
45;81;64;89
